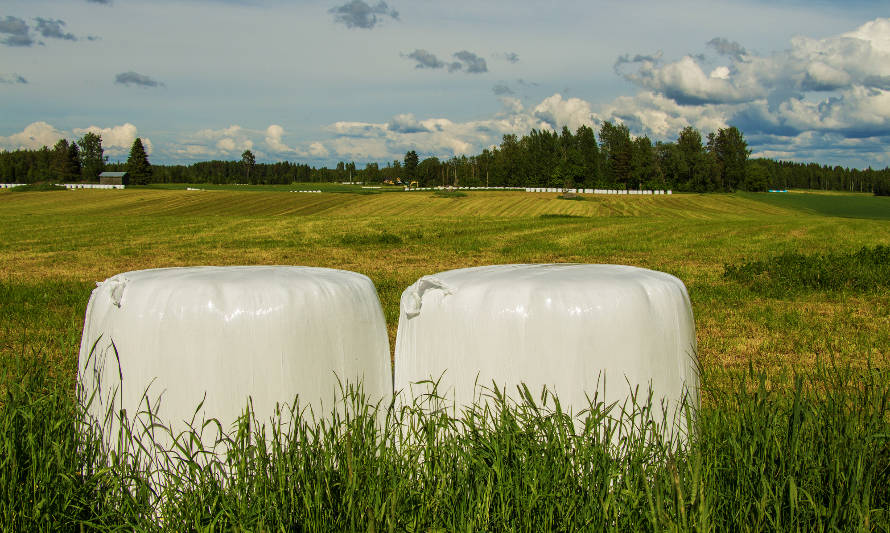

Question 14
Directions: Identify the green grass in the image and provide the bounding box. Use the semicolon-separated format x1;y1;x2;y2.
144;182;405;194
724;245;890;297
432;189;468;198
1;187;888;375
9;183;66;192
1;355;887;530
1;186;889;529
741;190;890;220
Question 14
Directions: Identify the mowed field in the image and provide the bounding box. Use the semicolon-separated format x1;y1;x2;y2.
1;187;889;387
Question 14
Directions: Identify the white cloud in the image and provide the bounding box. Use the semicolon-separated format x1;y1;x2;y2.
0;121;151;156
709;66;730;80
73;123;152;156
597;91;731;138
619;55;759;105
0;121;65;150
183;125;255;156
308;142;329;158
618;17;890;107
599;16;890;165
533;94;596;131
264;125;290;152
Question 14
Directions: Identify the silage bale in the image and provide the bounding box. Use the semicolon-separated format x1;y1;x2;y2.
79;266;391;452
394;264;698;436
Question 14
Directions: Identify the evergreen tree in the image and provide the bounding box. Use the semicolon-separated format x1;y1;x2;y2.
630;136;657;190
77;132;105;180
67;142;81;179
126;138;152;185
404;150;419;180
599;122;632;188
677;126;705;190
574;125;601;187
241;150;255;183
707;126;750;191
51;139;80;181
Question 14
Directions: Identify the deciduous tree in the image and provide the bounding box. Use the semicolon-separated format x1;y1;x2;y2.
77;132;105;180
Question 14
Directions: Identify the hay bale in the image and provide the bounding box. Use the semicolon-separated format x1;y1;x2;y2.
79;266;391;450
394;264;698;433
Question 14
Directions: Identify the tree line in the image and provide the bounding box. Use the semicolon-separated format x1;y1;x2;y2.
2;125;888;194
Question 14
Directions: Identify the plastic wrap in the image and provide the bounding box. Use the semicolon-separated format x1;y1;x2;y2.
394;264;698;431
79;266;391;448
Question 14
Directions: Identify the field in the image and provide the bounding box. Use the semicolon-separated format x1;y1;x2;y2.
2;187;888;379
1;186;889;529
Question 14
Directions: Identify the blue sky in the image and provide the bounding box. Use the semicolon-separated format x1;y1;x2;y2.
1;0;888;168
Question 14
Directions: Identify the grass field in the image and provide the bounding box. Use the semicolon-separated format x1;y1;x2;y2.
1;187;888;529
739;190;890;220
2;187;887;380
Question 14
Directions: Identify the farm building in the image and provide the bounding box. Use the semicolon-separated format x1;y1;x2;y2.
99;171;129;186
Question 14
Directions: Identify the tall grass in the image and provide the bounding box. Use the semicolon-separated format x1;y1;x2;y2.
2;354;888;531
724;245;890;296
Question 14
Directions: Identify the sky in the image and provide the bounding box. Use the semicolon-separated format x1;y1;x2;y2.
1;0;889;168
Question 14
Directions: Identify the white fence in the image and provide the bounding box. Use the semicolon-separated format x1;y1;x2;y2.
0;183;25;189
524;188;672;195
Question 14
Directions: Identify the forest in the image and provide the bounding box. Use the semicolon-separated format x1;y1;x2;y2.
1;123;888;194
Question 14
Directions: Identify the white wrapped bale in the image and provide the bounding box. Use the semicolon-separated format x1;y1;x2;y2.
79;266;391;448
394;264;698;432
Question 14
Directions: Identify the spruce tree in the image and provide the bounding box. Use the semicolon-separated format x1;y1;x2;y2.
51;139;80;182
126;138;152;185
404;150;419;181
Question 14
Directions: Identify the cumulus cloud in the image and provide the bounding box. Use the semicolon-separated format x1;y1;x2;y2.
329;0;398;29
0;122;65;150
0;16;34;47
34;18;76;41
0;73;27;84
315;98;557;162
533;94;596;131
0;121;151;156
584;17;890;167
308;142;329;158
619;18;890;109
264;124;290;152
72;123;152;155
170;124;331;160
115;71;164;88
609;16;890;150
387;113;429;133
403;49;445;69
190;125;253;155
617;55;756;105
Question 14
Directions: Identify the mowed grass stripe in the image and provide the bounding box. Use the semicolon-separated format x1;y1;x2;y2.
320;191;794;218
1;189;796;219
0;190;358;217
